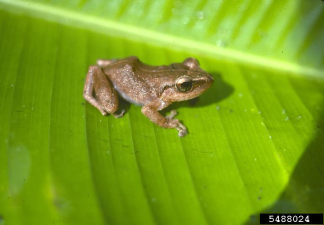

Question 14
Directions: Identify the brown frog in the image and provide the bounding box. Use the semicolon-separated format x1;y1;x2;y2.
83;56;213;137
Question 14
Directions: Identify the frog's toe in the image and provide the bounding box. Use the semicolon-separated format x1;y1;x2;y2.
177;123;188;137
178;129;188;137
99;108;108;116
165;118;179;128
113;109;125;118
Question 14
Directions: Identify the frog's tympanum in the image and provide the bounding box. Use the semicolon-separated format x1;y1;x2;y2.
83;56;213;137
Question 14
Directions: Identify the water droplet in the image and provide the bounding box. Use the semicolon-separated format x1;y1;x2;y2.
269;135;272;139
297;115;302;120
285;117;289;121
11;84;14;87
261;122;265;126
216;105;220;110
196;11;204;20
100;120;102;122
22;105;25;108
238;93;243;98
151;197;156;203
282;109;286;114
107;151;110;154
171;1;182;15
171;8;179;15
255;158;257;161
244;108;247;112
258;111;261;114
181;16;189;24
215;40;227;47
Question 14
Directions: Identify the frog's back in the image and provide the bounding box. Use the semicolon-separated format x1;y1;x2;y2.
104;56;158;106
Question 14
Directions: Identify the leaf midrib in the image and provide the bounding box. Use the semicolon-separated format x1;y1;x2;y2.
0;0;323;79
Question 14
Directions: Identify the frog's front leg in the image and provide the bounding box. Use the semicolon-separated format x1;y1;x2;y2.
83;65;124;118
141;100;188;137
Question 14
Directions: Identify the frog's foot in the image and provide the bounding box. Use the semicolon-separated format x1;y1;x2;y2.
165;110;188;136
112;109;125;118
141;102;188;137
165;118;188;137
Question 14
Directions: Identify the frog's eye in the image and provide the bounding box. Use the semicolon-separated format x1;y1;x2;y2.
176;76;193;92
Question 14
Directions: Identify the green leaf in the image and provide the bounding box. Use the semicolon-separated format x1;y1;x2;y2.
0;0;323;225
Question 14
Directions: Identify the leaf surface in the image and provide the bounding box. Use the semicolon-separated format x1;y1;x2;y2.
0;1;323;225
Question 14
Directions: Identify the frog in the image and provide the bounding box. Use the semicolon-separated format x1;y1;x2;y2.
83;56;213;137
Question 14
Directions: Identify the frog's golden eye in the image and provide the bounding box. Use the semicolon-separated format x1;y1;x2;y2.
176;76;193;92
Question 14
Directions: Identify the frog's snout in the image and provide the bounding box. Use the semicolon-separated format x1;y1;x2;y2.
206;75;214;83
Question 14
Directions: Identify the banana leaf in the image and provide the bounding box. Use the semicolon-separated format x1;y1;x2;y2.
0;0;323;225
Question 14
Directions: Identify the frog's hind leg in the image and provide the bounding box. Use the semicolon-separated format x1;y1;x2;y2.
83;65;124;118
